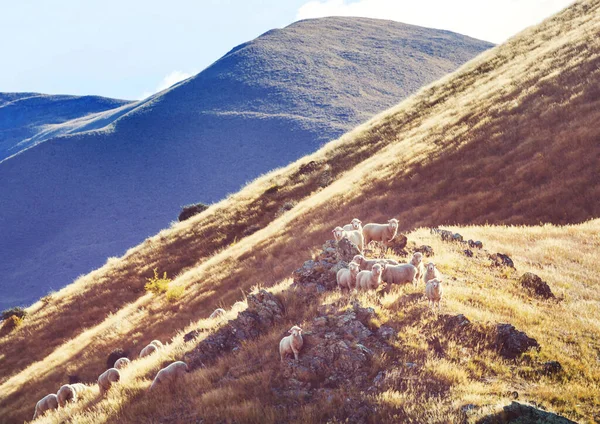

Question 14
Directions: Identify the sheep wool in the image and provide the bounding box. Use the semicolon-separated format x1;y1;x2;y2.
33;394;59;419
279;325;304;362
362;219;399;247
149;361;189;391
98;368;121;395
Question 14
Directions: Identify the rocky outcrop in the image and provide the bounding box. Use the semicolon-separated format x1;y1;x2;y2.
292;240;347;291
493;323;539;359
519;272;554;299
477;401;577;424
184;289;284;368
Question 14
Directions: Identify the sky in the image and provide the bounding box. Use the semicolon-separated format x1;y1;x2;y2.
0;0;573;101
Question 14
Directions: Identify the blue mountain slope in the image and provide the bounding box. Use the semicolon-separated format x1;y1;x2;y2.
0;17;493;309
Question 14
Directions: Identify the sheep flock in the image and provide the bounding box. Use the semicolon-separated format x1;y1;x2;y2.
30;217;446;421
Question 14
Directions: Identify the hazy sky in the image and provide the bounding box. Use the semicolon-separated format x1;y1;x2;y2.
1;0;573;100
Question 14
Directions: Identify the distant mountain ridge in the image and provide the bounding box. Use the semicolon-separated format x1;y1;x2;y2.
0;17;493;309
0;93;131;161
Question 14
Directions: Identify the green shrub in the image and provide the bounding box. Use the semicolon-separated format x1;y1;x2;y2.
144;269;171;295
178;202;209;222
166;286;185;302
1;307;27;320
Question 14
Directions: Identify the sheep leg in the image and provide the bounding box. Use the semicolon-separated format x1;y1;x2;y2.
292;348;299;361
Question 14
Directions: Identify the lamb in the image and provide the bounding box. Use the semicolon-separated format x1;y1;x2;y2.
410;252;425;284
209;308;226;319
279;325;304;362
424;262;441;283
149;361;189;391
425;278;443;310
332;226;364;252
150;340;164;348
381;263;417;286
33;393;59;419
352;254;399;271
98;368;121;395
362;219;399;247
356;263;384;291
336;262;360;291
56;384;78;407
342;218;362;232
114;357;131;369
139;344;158;358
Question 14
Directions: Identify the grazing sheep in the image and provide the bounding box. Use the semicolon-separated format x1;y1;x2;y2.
410;252;425;284
114;357;131;370
332;226;364;252
209;308;226;319
139;344;158;358
150;340;163;348
98;368;121;395
33;393;59;419
356;263;384;291
279;325;304;362
337;262;360;291
352;255;399;271
381;263;418;286
424;262;441;283
363;219;399;246
342;218;362;232
57;384;78;407
149;361;189;391
426;279;444;310
70;383;88;395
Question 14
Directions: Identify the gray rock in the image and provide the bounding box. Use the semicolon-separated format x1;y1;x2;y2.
519;272;555;299
494;323;539;359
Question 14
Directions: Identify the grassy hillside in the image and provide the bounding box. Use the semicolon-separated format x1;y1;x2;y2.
0;18;492;311
1;1;599;422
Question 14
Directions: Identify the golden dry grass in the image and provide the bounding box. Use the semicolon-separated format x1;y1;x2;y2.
1;1;599;422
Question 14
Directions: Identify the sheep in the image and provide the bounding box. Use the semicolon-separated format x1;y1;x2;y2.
362;219;399;247
410;252;425;284
149;361;189;391
342;218;362;232
381;263;417;286
98;368;121;395
209;308;226;319
425;278;443;310
70;383;88;395
139;344;158;358
114;357;131;369
56;384;78;407
150;340;164;348
424;262;441;283
336;262;360;291
332;226;364;252
352;254;399;271
33;393;59;419
279;325;304;362
356;263;384;291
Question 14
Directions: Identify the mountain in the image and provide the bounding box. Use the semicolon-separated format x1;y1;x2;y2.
0;93;131;161
3;1;599;421
0;18;493;310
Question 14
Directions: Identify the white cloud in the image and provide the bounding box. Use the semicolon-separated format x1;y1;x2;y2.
139;70;196;100
296;0;574;43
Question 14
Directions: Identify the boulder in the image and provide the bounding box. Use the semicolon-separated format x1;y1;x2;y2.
106;348;128;370
387;234;408;255
490;253;515;269
542;361;562;375
178;202;208;222
464;249;474;257
519;272;554;299
336;237;361;262
494;323;539;359
477;401;577;424
414;244;434;257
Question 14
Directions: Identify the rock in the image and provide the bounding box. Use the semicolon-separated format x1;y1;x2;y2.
106;348;128;370
519;272;554;299
185;290;283;368
336;237;361;262
298;161;320;175
474;241;483;249
319;169;333;187
490;253;515;268
376;325;396;340
440;230;454;241
542;361;562;375
464;249;474;257
494;323;539;359
387;234;408;255
468;240;476;248
178;202;208;222
477;401;577;424
414;244;434;257
453;233;464;242
183;329;201;343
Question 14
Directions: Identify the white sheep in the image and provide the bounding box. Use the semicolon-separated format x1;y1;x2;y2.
33;393;59;419
424;262;441;283
410;252;425;284
114;357;131;370
56;384;78;407
149;361;189;391
336;262;360;291
279;325;304;362
352;255;399;271
356;263;384;291
362;219;399;247
425;278;443;310
139;344;158;358
381;263;418;286
342;218;362;232
70;383;88;395
150;340;164;348
332;226;364;252
98;368;121;395
209;308;226;319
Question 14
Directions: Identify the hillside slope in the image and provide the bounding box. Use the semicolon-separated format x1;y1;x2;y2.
0;93;131;160
1;1;599;423
0;18;492;309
